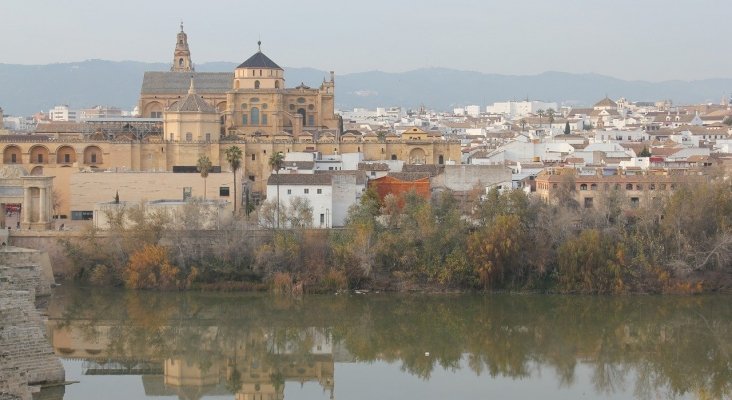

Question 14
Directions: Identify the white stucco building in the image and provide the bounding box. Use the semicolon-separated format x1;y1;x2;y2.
266;171;368;228
48;105;78;122
486;101;558;117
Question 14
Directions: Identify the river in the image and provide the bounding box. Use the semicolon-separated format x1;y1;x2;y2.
43;285;732;399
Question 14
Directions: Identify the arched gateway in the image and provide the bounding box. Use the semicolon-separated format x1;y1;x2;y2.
0;166;55;230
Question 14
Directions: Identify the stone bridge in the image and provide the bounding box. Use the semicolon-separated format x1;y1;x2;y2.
0;247;65;400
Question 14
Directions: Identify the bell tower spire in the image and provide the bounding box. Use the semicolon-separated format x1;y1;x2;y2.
171;22;194;72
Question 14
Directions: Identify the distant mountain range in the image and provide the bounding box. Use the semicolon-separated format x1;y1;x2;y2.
1;60;731;116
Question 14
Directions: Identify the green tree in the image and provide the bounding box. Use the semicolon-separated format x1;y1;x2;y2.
224;146;243;214
467;214;524;289
537;109;545;128
546;108;555;125
639;146;651;157
268;152;285;228
196;155;213;201
556;229;626;294
564;121;571;135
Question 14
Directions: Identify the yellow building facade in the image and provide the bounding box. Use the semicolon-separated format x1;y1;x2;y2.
0;26;461;222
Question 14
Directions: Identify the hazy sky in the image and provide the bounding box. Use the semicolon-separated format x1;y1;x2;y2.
2;0;730;81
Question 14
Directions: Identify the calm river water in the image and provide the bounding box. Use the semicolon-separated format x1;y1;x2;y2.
43;286;732;399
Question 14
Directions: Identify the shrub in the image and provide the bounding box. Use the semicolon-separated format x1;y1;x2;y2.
272;272;293;295
320;269;348;292
124;244;181;290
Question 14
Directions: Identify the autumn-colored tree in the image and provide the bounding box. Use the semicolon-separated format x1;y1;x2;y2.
467;214;524;289
556;229;626;294
124;244;182;290
661;181;732;273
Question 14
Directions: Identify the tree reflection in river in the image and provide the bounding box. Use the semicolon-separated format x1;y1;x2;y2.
47;287;732;399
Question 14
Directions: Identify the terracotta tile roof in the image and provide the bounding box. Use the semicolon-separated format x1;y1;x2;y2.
648;147;682;157
568;108;593;115
268;173;332;186
594;97;618;108
402;164;444;176
283;161;314;170
141;72;232;95
35;122;83;134
167;88;216;113
358;162;389;171
386;172;432;181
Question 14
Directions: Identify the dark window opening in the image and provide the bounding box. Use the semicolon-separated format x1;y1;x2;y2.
71;211;94;221
220;187;230;197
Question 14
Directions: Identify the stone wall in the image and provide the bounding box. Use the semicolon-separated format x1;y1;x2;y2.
0;250;65;400
9;231;79;278
0;247;55;296
434;164;513;192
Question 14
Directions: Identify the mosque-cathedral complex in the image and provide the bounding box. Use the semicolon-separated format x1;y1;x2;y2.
0;25;460;224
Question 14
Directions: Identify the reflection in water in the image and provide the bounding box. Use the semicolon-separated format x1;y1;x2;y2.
46;287;732;400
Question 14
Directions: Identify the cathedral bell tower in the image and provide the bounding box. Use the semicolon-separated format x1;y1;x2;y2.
171;22;194;72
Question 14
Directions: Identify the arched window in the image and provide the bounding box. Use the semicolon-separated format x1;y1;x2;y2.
580;184;588;191
254;80;260;89
438;155;444;164
275;81;280;89
179;58;183;67
242;115;248;125
297;108;306;126
251;107;260;125
185;132;192;142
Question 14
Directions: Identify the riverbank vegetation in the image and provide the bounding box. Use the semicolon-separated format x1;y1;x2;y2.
60;179;732;293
